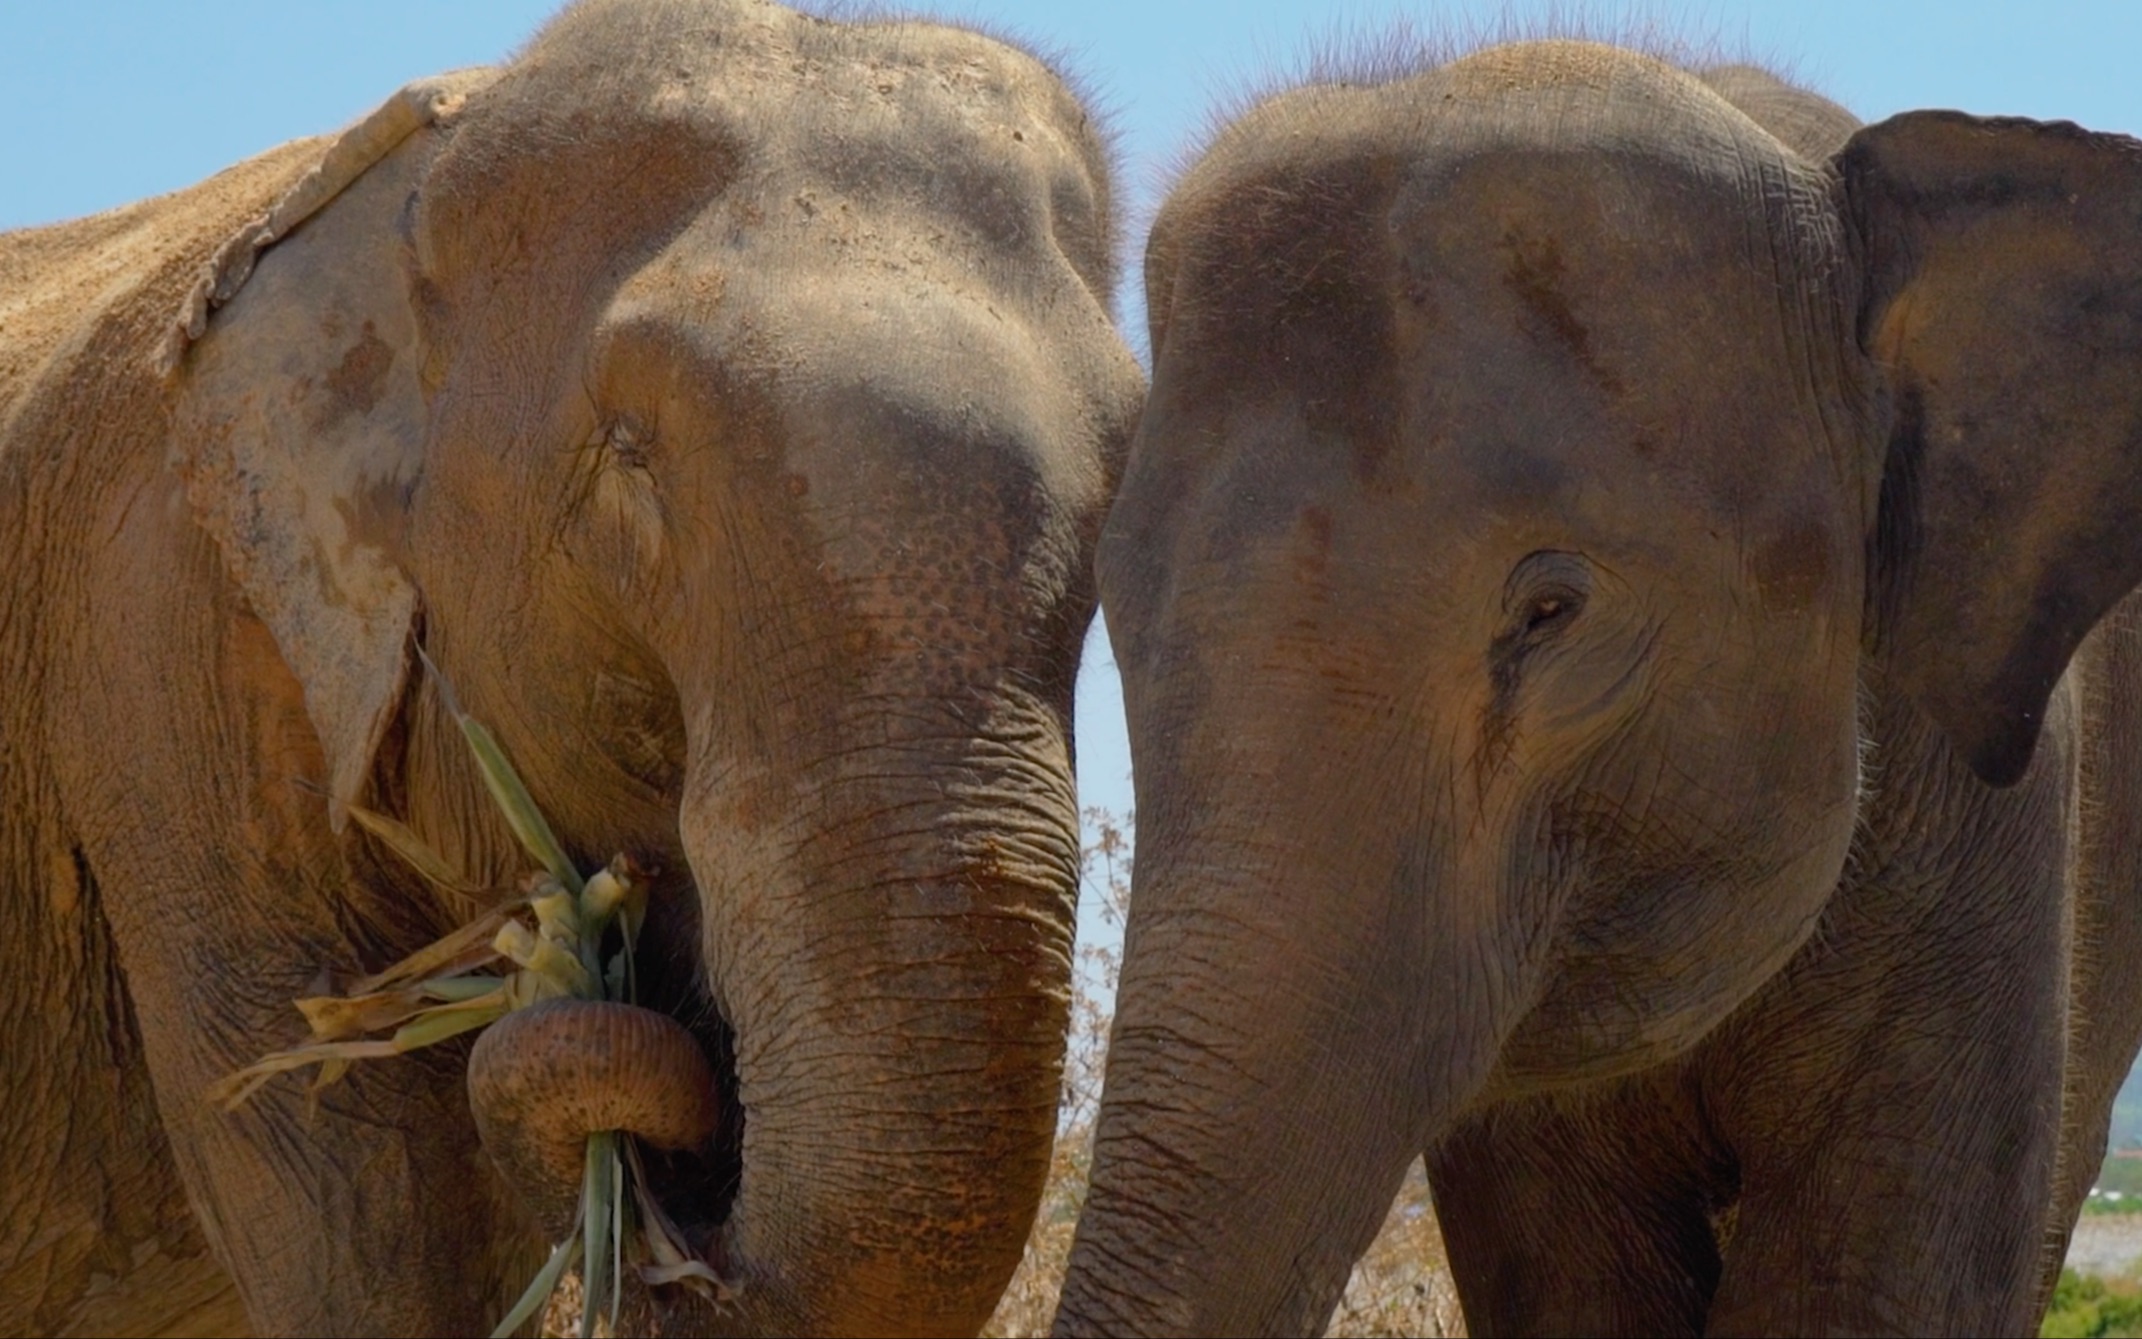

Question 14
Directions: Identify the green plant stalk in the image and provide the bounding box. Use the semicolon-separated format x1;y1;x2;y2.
582;1130;619;1337
612;1176;627;1333
233;659;687;1331
457;711;583;897
416;643;581;894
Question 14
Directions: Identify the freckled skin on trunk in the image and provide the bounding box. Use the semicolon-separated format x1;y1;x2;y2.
662;709;1089;1337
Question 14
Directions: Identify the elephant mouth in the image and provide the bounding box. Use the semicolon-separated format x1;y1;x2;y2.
638;1016;745;1257
464;866;748;1270
623;873;747;1255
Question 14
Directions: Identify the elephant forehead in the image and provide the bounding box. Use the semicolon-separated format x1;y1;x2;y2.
1150;122;1850;526
1125;63;1869;633
482;0;1108;285
587;262;1110;643
1389;155;1843;493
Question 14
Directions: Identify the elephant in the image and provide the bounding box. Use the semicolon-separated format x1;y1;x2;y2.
0;0;1141;1333
1054;40;2142;1338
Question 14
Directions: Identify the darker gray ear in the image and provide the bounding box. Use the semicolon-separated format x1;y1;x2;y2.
1843;111;2142;786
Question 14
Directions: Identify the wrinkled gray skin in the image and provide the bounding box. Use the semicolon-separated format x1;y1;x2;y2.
1056;44;2142;1337
0;1;1140;1334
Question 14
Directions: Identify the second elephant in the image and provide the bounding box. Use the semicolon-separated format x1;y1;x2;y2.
1059;42;2142;1338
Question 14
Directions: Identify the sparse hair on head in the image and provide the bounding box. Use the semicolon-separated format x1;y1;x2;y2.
1159;3;1826;201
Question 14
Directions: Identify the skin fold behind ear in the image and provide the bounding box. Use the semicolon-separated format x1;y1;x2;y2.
172;72;493;823
1844;112;2142;786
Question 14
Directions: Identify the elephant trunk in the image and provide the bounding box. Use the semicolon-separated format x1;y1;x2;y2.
681;692;1080;1336
1051;693;1527;1337
466;999;721;1236
463;713;1077;1335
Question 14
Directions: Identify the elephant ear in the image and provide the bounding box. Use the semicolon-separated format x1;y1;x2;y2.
172;72;494;826
1843;112;2142;787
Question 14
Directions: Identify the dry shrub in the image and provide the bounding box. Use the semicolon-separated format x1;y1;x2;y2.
1325;1160;1467;1339
542;1274;581;1337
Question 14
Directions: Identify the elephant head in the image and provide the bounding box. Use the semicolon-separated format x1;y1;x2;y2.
171;2;1140;1332
1055;41;2142;1336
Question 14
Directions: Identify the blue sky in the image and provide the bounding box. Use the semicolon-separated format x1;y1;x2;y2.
7;0;2140;881
9;2;2140;236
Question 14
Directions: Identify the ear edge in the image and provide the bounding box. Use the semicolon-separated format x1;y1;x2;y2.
160;69;496;378
171;75;492;829
1843;110;2142;788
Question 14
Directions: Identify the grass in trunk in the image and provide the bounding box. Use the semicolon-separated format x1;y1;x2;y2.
214;672;723;1337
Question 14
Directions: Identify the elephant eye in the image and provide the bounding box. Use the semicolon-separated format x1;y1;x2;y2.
1499;550;1593;650
600;416;655;473
1523;589;1583;635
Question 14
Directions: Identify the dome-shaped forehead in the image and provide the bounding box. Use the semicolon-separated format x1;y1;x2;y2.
443;0;1116;300
1159;47;1848;363
1177;40;1822;217
1137;42;1868;552
498;0;1108;189
1148;42;1849;377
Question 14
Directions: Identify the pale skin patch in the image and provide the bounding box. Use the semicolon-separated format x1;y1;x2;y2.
45;845;78;919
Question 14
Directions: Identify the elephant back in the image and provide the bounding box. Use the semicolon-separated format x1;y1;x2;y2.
0;139;325;445
1697;63;1861;161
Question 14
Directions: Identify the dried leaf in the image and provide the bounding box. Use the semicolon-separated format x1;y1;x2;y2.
491;1225;581;1339
344;804;483;898
301;1055;355;1122
347;905;520;996
638;1259;733;1295
627;1139;730;1303
296;986;435;1041
209;1039;401;1110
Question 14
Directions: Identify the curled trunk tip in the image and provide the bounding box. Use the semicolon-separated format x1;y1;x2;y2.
467;997;720;1233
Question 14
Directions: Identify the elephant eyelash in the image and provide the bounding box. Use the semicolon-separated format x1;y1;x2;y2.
1500;551;1593;648
594;416;656;473
578;413;651;475
1521;587;1585;636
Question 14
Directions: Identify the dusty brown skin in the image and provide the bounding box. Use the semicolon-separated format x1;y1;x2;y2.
0;1;1142;1334
1056;42;2142;1338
